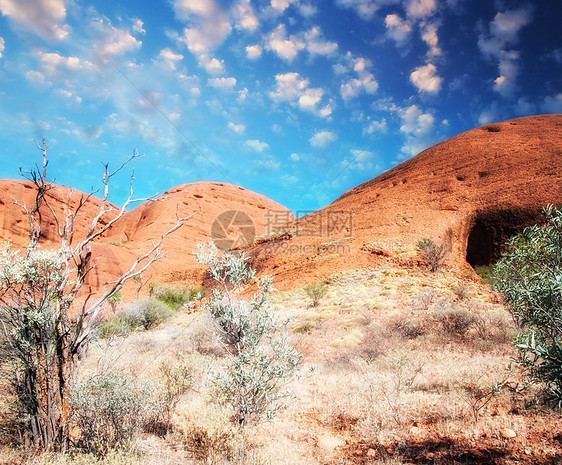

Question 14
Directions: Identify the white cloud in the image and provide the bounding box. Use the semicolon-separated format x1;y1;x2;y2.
208;76;236;91
318;104;334;118
335;0;399;20
281;174;299;184
304;27;338;56
385;14;412;45
542;93;562;114
364;118;387;135
299;88;324;112
269;72;331;117
477;105;500;126
341;73;378;100
228;122;246;134
421;21;441;56
266;25;337;61
347;148;375;170
202;57;224;74
290;153;300;161
514;97;536;115
0;37;4;58
237;87;248;102
254;156;280;170
174;0;214;16
400;104;434;136
493;51;519;97
233;0;259;32
409;63;441;94
490;8;533;44
178;73;201;97
174;0;232;72
399;104;435;157
478;8;532;58
350;148;373;161
245;44;262;59
338;52;378;100
299;4;317;17
478;7;533;97
0;0;69;41
132;19;146;34
270;73;307;101
333;63;348;75
91;18;142;63
265;24;305;62
270;0;298;14
25;70;46;85
309;130;337;148
40;52;92;76
156;48;184;70
244;139;269;153
406;0;437;20
354;57;367;72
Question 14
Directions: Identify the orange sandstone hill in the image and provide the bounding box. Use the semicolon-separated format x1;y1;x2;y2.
0;180;293;291
101;181;294;283
243;114;562;289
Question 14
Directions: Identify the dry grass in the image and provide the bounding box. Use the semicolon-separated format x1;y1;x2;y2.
3;265;562;464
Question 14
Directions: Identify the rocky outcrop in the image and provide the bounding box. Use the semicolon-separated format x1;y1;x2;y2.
244;115;562;288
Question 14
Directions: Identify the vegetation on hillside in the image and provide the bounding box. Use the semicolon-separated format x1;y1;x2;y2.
493;205;562;407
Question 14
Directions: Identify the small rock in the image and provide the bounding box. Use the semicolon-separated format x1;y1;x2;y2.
410;426;422;435
500;428;517;439
317;434;345;452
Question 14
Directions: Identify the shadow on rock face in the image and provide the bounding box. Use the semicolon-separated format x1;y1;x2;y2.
465;207;546;268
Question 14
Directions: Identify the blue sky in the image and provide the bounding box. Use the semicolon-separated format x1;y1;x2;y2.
0;0;560;213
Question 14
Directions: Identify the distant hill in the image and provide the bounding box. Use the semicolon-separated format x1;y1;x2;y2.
0;180;293;293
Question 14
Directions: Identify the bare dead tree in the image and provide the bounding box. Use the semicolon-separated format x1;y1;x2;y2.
0;140;194;451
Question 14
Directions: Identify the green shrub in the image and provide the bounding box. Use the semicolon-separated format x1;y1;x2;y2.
196;242;300;426
492;205;562;407
122;297;176;330
107;290;122;314
69;371;163;456
416;238;447;272
95;314;131;339
304;282;328;307
149;283;205;310
474;264;494;284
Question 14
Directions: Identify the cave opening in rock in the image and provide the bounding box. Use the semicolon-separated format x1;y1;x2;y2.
465;208;544;269
466;221;493;267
